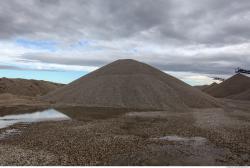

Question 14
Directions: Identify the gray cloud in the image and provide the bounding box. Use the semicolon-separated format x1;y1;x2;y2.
0;65;22;70
0;63;70;72
21;51;250;76
1;0;250;77
1;0;250;44
21;53;108;67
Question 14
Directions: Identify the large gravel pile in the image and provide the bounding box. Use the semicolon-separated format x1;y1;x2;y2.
204;74;250;100
42;59;218;110
0;78;63;97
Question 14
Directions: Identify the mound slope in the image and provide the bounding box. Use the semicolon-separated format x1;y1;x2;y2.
204;74;250;99
42;59;218;111
0;78;63;97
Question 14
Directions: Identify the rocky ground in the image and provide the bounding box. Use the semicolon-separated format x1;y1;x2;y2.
0;99;249;166
0;94;49;116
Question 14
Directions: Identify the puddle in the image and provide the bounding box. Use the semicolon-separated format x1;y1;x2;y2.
0;129;21;140
0;109;71;129
126;111;168;117
151;135;207;145
147;135;235;165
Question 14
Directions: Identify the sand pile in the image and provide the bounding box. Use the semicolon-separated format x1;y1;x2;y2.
42;59;218;111
204;74;250;100
0;78;63;97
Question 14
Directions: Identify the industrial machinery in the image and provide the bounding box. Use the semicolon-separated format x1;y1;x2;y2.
235;67;250;74
212;77;225;82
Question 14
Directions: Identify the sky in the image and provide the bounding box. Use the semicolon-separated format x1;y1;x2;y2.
0;0;250;85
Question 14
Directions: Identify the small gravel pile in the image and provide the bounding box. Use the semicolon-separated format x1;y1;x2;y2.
204;74;250;100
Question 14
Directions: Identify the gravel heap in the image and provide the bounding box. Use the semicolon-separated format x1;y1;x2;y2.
204;74;250;100
42;59;218;110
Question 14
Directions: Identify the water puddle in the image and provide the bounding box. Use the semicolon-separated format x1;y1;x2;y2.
126;111;168;118
0;129;21;140
0;109;71;130
151;135;207;145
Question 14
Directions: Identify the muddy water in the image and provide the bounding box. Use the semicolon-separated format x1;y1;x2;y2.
0;109;70;129
154;135;207;143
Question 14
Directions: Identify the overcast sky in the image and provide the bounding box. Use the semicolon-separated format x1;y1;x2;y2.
0;0;250;85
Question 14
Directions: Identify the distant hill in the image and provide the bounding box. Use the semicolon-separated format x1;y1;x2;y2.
42;59;218;111
203;74;250;100
0;78;63;97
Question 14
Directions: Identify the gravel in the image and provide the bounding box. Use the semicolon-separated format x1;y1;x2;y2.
42;59;218;110
0;100;249;166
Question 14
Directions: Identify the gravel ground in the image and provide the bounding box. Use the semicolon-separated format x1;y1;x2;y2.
0;100;249;166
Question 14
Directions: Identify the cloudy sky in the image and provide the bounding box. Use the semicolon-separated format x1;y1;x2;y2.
0;0;250;85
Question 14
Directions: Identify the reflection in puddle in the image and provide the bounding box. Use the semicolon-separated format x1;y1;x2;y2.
0;129;21;140
0;109;71;129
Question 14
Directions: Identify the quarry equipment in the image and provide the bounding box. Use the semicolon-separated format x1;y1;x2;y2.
212;77;225;82
235;68;250;74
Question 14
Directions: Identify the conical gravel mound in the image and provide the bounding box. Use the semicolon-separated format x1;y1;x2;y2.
42;59;218;111
204;74;250;99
